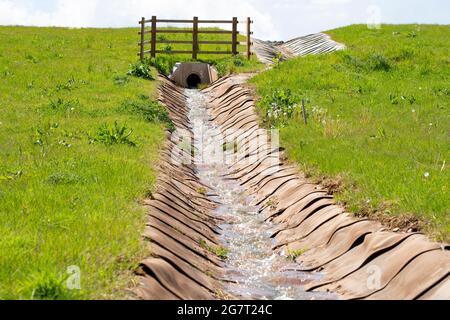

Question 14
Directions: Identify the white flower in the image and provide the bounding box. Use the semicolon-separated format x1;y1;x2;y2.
412;109;415;113
424;172;430;178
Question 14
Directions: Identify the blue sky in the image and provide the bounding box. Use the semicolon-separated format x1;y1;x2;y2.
0;0;449;40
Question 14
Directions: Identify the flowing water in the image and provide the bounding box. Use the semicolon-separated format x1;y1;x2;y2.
186;88;336;300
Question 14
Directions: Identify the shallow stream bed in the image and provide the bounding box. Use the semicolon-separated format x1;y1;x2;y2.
186;88;336;300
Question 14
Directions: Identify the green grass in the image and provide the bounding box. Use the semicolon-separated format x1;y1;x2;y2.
251;24;449;241
0;26;170;299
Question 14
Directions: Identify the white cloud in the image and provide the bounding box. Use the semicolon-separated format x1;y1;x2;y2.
310;0;352;5
0;0;279;39
0;0;448;40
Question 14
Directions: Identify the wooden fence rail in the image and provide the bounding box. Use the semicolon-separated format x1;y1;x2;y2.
138;16;253;60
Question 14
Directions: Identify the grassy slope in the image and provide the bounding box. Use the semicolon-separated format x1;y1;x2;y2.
0;25;263;300
251;24;449;240
0;26;168;299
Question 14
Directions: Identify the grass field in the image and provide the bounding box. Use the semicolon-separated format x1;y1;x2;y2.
0;26;170;299
0;25;262;299
251;24;449;241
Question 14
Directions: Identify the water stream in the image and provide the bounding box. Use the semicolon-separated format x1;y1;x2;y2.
186;88;336;300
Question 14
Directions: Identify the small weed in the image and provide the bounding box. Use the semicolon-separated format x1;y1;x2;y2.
266;197;279;211
199;239;229;260
56;77;77;91
127;60;154;80
34;123;59;154
0;170;23;181
286;248;307;261
196;187;207;195
47;172;81;185
369;54;392;72
52;52;64;59
113;75;130;86
222;141;238;153
47;98;79;114
93;122;136;147
233;57;245;67
272;52;283;67
21;272;73;300
25;54;39;64
162;44;173;53
370;127;387;140
377;127;387;139
342;53;365;70
389;93;399;105
390;94;416;105
433;87;449;97
198;83;209;90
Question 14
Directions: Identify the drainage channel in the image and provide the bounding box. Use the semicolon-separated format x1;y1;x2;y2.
186;88;336;300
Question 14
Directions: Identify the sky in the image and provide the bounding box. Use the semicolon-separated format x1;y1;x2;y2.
0;0;448;40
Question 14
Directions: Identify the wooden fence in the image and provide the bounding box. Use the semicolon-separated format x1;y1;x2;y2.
138;16;253;60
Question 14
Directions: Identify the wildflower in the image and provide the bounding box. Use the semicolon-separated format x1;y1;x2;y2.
412;109;415;113
424;172;430;178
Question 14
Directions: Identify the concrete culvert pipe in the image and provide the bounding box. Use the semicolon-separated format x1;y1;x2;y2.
170;62;218;88
186;73;202;89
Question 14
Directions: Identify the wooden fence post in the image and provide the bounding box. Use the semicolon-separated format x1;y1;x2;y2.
247;17;252;60
232;17;238;56
140;17;146;61
193;16;198;60
301;99;308;125
151;16;157;58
